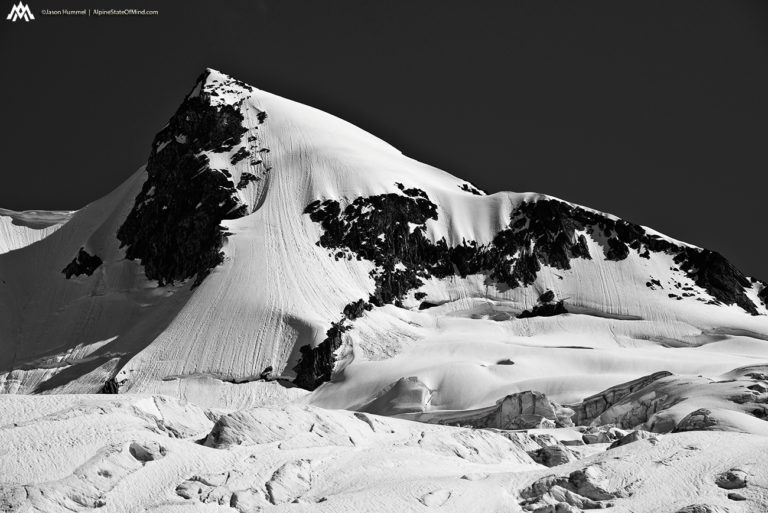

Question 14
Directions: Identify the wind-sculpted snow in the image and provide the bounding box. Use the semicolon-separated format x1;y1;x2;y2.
2;394;767;512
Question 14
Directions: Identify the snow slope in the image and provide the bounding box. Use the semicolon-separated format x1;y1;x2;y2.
0;208;72;254
0;69;766;418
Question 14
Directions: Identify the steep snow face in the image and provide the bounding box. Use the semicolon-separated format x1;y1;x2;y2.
0;69;766;411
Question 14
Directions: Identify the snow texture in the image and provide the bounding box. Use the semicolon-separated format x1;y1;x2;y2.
1;69;767;511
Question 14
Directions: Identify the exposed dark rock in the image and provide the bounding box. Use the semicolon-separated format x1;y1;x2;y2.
518;300;567;319
674;248;758;315
758;284;768;308
497;358;515;365
230;146;251;165
645;278;662;289
298;191;762;389
257;111;267;124
343;299;372;320
293;320;351;390
715;469;748;490
117;70;250;287
62;247;103;278
419;301;439;310
304;188;440;307
728;492;747;501
458;182;484;195
539;290;555;303
306;193;760;315
293;297;374;389
236;172;259;189
605;237;629;261
100;377;123;394
259;366;274;381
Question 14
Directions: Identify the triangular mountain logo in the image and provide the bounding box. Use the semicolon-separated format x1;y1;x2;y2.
6;2;35;21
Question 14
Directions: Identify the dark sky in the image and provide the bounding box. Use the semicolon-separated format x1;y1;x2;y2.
1;0;767;278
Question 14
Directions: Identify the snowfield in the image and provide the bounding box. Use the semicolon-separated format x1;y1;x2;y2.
1;394;767;512
1;69;767;511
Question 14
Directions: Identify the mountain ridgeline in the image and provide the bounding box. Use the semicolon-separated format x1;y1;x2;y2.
292;185;767;389
54;69;765;394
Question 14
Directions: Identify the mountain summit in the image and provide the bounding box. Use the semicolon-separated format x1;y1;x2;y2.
0;70;766;414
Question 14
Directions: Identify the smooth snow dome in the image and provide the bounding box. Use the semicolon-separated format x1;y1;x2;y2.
0;68;766;417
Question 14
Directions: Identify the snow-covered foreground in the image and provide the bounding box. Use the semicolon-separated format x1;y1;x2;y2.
1;394;766;513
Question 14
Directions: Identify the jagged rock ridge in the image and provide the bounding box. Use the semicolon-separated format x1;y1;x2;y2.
294;186;767;389
116;70;255;286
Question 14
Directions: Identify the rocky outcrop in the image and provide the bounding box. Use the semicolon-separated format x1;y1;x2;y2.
494;391;575;429
715;469;748;490
100;377;123;394
568;371;673;425
300;189;762;390
607;430;660;449
293;300;372;390
236;172;258;189
674;247;758;315
307;192;764;315
416;391;574;430
673;408;719;432
529;445;578;467
458;182;484;195
581;425;628;444
518;300;567;319
266;460;313;505
62;247;102;278
117;70;253;287
519;464;631;512
128;441;167;462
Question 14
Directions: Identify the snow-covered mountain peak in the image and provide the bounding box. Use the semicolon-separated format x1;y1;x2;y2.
1;69;766;411
187;68;255;107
